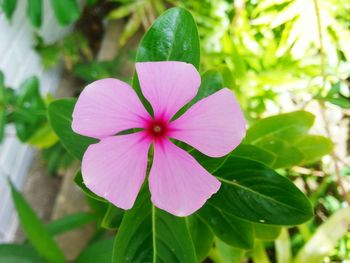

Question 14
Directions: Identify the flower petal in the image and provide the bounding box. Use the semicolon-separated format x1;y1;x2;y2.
82;133;150;210
169;88;246;157
149;139;221;216
72;78;150;139
135;61;200;120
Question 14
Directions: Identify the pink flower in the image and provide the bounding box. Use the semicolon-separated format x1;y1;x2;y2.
72;61;246;216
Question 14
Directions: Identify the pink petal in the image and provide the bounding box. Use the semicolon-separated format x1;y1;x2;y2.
135;61;200;121
72;78;150;139
149;139;221;216
82;133;150;210
169;88;246;157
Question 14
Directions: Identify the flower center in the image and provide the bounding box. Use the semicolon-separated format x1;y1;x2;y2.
146;118;168;140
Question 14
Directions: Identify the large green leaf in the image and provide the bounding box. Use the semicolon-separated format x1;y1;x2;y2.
198;204;254;249
295;135;334;164
0;244;45;263
254;224;282;241
187;216;214;262
135;7;200;67
27;0;42;27
210;156;313;225
293;207;350;263
256;137;304;168
75;238;114;263
245;111;314;144
112;188;197;263
50;0;80;25
48;99;97;160
1;0;17;20
231;144;275;166
9;181;66;263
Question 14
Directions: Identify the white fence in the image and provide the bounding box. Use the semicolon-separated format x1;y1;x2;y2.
0;2;69;242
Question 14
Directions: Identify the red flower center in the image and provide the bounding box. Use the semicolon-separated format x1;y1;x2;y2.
146;118;169;140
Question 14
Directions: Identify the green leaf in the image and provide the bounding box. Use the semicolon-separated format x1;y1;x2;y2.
294;207;350;263
252;240;271;263
135;7;200;67
254;224;281;241
75;238;114;263
48;99;97;160
47;212;96;236
211;156;313;225
190;148;229;174
15;76;46;142
275;228;291;263
210;238;245;263
245;111;315;144
256;137;304;168
0;244;45;263
85;0;97;6
198;204;254;249
28;123;58;149
112;188;197;263
9;180;66;263
74;170;107;202
101;203;124;230
1;0;17;20
27;0;42;27
231;144;275;166
187;216;214;262
50;0;80;25
295;135;334;164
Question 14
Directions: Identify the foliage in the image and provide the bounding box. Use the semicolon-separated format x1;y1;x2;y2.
1;0;349;262
0;0;91;27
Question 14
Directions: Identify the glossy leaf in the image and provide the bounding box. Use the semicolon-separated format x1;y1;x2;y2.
0;244;45;263
187;215;214;262
27;0;42;27
231;144;275;166
190;148;229;174
254;224;282;240
9;180;66;263
47;212;96;236
245;111;315;144
75;238;114;263
295;135;334;164
112;188;197;263
135;7;200;67
294;207;350;263
101;203;124;230
198;204;254;249
74;171;107;202
2;0;17;20
211;156;313;225
256;137;304;168
50;0;80;25
48;99;97;160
